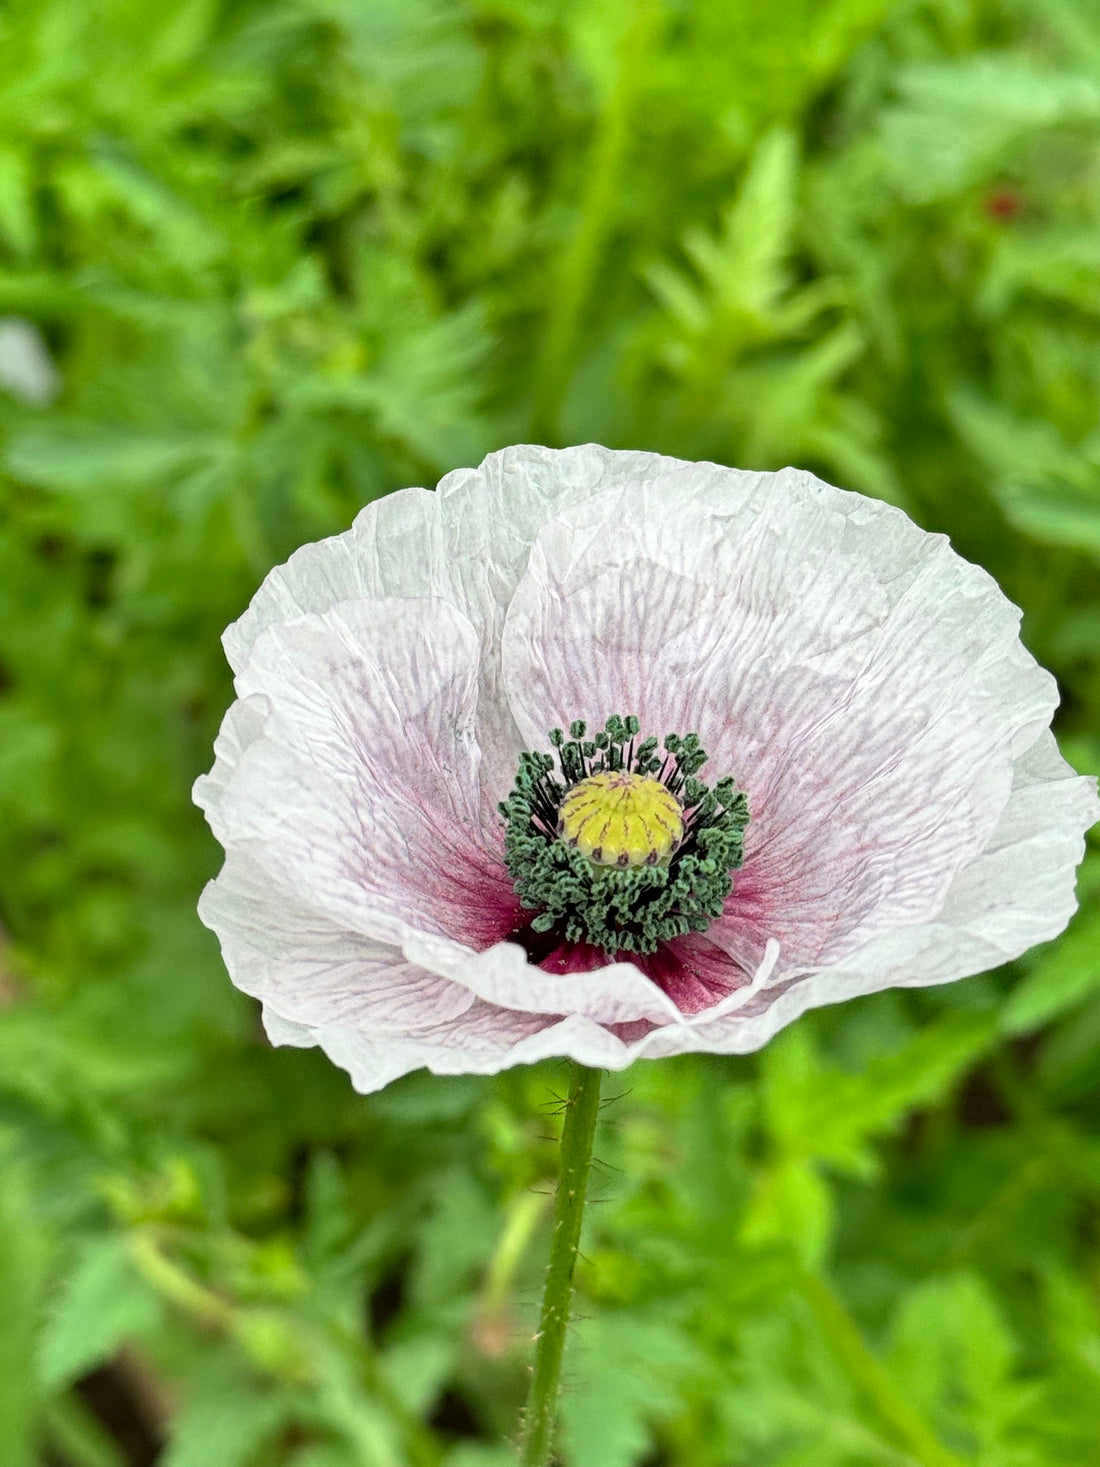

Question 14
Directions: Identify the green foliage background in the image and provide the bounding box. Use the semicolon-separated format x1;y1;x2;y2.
1;0;1099;1463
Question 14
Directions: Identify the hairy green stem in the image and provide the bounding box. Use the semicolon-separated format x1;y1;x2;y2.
519;1063;603;1466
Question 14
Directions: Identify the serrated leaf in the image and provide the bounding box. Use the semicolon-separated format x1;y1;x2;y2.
950;389;1100;558
4;421;215;493
410;1171;498;1309
697;126;799;319
880;55;1100;200
647;126;801;339
559;1313;704;1467
37;1235;161;1390
888;1273;1026;1453
380;1333;454;1415
742;1157;835;1270
0;1005;187;1116
762;1011;996;1175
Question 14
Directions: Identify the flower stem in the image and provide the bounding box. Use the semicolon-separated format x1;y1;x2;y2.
520;1063;603;1467
528;1;656;442
800;1270;967;1467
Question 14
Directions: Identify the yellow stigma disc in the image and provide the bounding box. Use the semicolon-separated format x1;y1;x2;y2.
557;771;684;868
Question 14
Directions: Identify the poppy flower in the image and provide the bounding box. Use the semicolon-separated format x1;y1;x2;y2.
194;445;1098;1092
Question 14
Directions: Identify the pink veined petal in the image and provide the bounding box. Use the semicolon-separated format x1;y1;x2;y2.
224;446;677;673
430;446;689;828
223;447;687;831
402;928;688;1025
627;728;1099;1060
204;596;519;948
501;470;1057;978
198;849;476;1030
501;930;751;1016
263;1000;631;1093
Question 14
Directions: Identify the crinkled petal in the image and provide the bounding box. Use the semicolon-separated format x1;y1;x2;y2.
501;469;1058;973
263;999;631;1093
402;929;686;1025
434;446;712;812
198;850;475;1029
222;447;685;825
224;486;443;672
202;596;518;947
192;693;270;819
627;728;1099;1060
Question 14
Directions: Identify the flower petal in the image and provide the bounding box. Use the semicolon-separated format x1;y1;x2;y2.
195;446;1098;1090
263;999;630;1093
501;466;1058;974
223;446;687;822
192;693;270;828
630;728;1099;1059
402;928;688;1025
199;850;476;1030
223;486;444;672
211;596;518;947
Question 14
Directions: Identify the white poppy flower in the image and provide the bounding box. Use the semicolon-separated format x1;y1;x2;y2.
193;445;1098;1092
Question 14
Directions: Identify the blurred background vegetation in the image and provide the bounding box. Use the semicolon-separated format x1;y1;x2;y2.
1;0;1099;1463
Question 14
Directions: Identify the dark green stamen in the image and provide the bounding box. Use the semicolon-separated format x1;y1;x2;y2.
499;714;750;957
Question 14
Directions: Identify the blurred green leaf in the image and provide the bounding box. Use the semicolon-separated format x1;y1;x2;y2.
880;55;1100;202
5;422;218;494
1002;904;1100;1035
888;1273;1035;1458
38;1235;162;1390
761;1011;996;1177
0;1154;47;1467
42;1392;128;1467
161;1363;291;1467
743;1157;835;1271
559;1313;705;1467
950;390;1100;560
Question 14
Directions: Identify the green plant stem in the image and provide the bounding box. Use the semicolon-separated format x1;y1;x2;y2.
484;1189;549;1320
529;1;655;441
519;1063;603;1467
800;1271;966;1467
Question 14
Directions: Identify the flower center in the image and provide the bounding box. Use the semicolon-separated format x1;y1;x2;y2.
558;771;683;867
499;714;749;957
